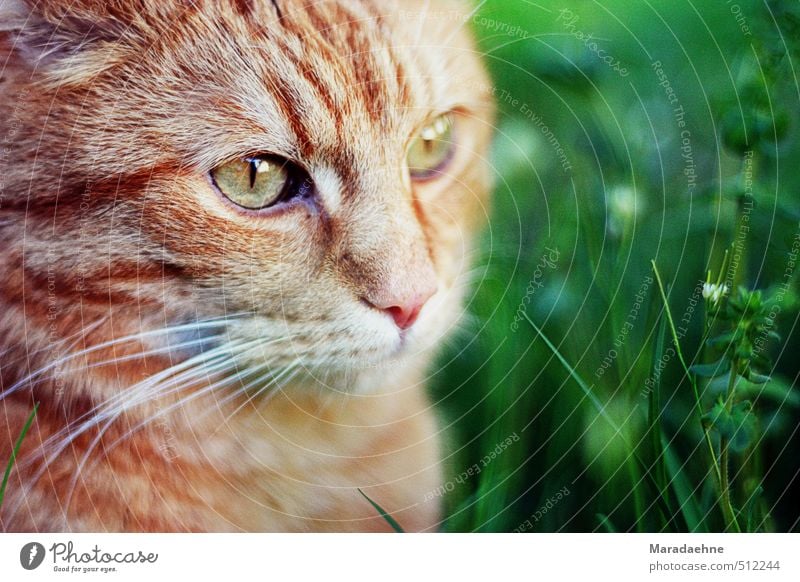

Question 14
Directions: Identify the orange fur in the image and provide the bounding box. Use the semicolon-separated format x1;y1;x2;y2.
0;0;494;532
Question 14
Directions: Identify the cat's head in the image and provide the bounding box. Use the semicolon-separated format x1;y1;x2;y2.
0;0;494;377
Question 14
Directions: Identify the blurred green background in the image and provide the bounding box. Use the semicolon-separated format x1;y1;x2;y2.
430;0;800;532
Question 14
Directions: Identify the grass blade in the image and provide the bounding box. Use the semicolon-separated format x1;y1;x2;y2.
358;488;405;533
650;262;722;482
743;485;764;533
522;313;616;429
647;314;675;529
661;434;705;532
523;312;675;527
0;402;39;510
596;513;617;532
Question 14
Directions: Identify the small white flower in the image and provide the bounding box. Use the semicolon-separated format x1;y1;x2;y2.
703;283;729;305
606;186;640;238
609;186;638;222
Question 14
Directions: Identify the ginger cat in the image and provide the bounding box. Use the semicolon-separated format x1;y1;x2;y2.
0;0;493;532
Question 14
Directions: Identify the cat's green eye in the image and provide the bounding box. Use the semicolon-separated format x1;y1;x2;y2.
211;156;291;210
407;114;455;180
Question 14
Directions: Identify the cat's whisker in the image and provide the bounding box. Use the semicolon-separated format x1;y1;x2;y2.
59;361;251;516
55;339;256;446
83;334;226;370
111;336;293;431
0;316;109;396
0;314;246;401
64;375;296;520
58;336;299;515
245;365;303;412
106;335;300;415
60;354;298;519
12;335;261;523
208;362;302;436
25;332;243;454
16;333;261;490
7;336;245;519
15;316;110;366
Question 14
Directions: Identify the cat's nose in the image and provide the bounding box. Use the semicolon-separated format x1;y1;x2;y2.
364;286;437;331
385;296;431;330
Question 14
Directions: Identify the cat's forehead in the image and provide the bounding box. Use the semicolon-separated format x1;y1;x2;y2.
243;1;422;153
144;0;479;161
3;0;486;178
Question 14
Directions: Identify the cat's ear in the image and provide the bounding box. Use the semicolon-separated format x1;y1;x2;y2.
0;0;133;74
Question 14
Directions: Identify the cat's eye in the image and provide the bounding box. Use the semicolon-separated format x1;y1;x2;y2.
407;114;456;180
211;155;305;210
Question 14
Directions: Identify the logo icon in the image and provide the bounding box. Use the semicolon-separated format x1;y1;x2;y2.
20;542;46;570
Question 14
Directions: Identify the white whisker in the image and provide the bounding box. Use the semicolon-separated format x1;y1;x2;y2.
56;335;295;518
0;314;246;401
3;319;256;523
208;362;301;436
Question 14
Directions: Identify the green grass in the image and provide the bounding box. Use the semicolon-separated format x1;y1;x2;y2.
0;403;39;511
358;489;406;533
428;0;800;533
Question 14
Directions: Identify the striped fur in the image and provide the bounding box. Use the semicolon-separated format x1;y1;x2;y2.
0;0;493;532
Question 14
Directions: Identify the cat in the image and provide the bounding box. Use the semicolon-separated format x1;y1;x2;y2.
0;0;493;532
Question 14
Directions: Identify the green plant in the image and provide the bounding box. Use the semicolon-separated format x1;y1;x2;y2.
0;403;39;511
358;489;405;533
693;275;785;532
428;0;799;533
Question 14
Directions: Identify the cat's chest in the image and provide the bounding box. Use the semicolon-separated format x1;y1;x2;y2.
167;385;443;532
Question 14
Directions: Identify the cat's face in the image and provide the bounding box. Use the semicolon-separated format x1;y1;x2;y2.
1;0;493;375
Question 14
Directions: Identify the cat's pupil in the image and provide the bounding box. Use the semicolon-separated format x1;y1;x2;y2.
248;160;259;188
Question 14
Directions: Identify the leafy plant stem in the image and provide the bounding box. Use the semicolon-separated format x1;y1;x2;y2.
719;359;742;532
650;262;722;486
651;262;742;531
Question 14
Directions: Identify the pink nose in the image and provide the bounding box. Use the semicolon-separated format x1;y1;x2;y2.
386;302;424;330
366;289;436;331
